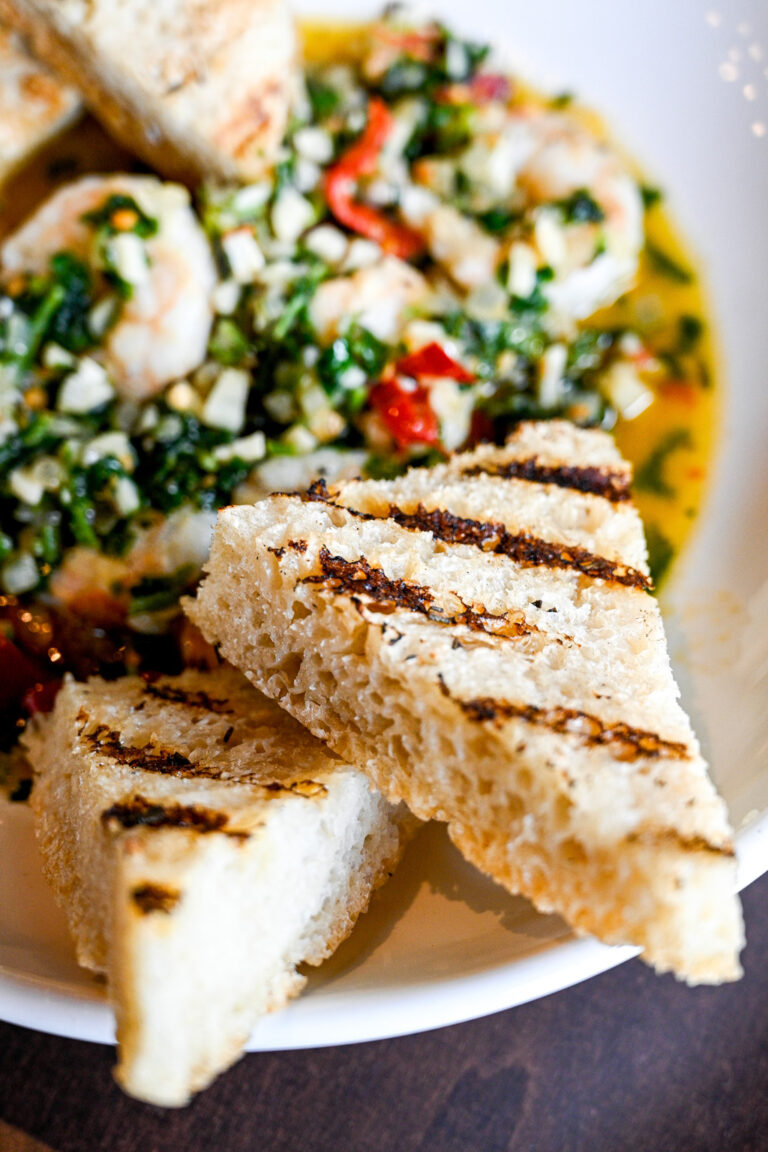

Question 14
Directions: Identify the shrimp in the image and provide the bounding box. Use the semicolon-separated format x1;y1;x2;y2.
416;106;643;328
1;174;217;400
310;254;429;343
512;110;643;325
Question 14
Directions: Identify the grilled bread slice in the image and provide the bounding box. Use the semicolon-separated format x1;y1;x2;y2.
186;419;744;985
22;666;415;1107
0;0;298;183
0;21;80;180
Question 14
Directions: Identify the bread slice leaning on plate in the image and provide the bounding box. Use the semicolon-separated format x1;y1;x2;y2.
0;0;298;183
0;20;80;180
186;419;744;985
22;665;416;1107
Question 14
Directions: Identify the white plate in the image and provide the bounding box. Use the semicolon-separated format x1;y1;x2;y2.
2;0;768;1051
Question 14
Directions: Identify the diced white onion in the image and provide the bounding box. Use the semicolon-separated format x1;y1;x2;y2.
283;424;318;453
202;368;251;433
600;360;654;419
538;343;568;408
222;229;266;284
272;188;315;244
342;238;382;271
112;475;141;515
57;357;114;414
108;232;149;287
232;183;272;215
304;224;348;265
293;126;334;164
2;553;39;595
81;430;136;471
212;430;267;464
211;279;240;316
507;242;538;299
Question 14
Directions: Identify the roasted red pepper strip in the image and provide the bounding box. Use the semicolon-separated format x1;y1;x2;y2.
369;378;439;448
0;635;42;711
22;678;62;716
396;342;474;382
324;97;425;261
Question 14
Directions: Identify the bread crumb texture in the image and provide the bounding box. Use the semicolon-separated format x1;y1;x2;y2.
187;420;745;985
23;665;415;1106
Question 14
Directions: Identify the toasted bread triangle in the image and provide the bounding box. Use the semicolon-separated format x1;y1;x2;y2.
186;420;744;983
23;666;415;1106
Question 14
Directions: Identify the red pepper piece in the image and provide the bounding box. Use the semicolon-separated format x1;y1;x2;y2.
396;342;474;382
470;73;512;103
371;24;439;62
0;635;44;711
469;409;494;445
324;97;425;261
22;678;62;716
369;378;439;449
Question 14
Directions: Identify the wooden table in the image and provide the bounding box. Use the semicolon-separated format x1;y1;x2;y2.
1;873;766;1152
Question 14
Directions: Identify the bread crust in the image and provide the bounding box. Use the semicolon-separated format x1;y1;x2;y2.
0;0;299;183
0;20;81;179
23;666;415;1105
186;420;745;984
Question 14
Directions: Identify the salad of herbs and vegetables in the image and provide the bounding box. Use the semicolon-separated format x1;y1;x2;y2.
0;5;713;782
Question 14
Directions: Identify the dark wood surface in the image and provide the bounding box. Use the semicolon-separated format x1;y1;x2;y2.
1;873;766;1152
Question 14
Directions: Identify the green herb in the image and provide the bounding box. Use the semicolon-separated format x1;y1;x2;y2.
46;253;95;353
566;328;616;376
318;323;387;406
634;427;691;497
82;194;159;240
135;410;251;515
641;185;663;210
375;21;488;99
364;452;407;480
477;207;517;234
676;314;703;353
129;565;197;616
550;91;574;109
644;524;675;585
421;100;474;154
646;242;693;284
306;76;341;122
209;318;251;367
556;189;605;225
379;59;429;98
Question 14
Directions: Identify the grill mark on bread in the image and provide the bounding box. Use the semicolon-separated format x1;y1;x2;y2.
305;484;649;591
101;794;245;837
626;829;734;858
263;779;328;798
84;724;326;796
460;456;631;502
386;505;649;590
131;883;182;915
437;677;690;763
301;547;538;642
141;682;234;714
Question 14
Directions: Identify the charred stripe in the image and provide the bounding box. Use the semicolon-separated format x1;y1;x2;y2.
302;547;536;642
304;484;649;591
460;456;631;502
102;794;235;835
437;677;690;762
131;883;182;915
